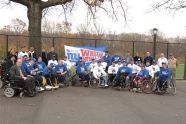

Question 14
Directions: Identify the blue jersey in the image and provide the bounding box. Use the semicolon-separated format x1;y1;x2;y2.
111;55;121;63
34;62;47;72
137;69;150;79
22;61;29;73
77;64;88;75
55;64;67;73
103;55;112;67
159;68;171;80
116;66;132;78
24;63;35;75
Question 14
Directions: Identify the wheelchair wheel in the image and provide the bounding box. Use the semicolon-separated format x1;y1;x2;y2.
168;80;176;95
4;87;15;98
0;79;4;89
142;79;153;94
71;74;80;86
19;91;25;98
89;78;99;88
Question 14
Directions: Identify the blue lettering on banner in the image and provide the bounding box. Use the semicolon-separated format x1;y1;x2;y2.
67;53;80;62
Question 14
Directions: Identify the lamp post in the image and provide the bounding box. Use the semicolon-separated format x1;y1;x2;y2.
152;28;158;59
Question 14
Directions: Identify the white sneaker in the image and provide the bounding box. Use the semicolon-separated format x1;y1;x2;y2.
39;87;45;91
45;85;52;90
105;84;109;87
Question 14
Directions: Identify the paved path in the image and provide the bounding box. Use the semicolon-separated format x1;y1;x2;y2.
0;80;186;124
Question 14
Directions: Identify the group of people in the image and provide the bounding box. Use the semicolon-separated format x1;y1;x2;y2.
4;46;178;96
76;51;178;92
6;46;71;96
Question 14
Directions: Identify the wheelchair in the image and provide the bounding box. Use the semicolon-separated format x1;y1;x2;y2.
0;60;10;89
55;72;70;88
70;73;90;87
153;78;176;95
132;76;153;94
89;74;108;88
112;73;130;91
4;79;37;98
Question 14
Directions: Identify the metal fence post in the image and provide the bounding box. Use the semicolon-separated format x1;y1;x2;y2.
6;35;9;58
167;43;169;59
132;41;135;57
52;37;55;48
184;55;186;80
95;39;97;48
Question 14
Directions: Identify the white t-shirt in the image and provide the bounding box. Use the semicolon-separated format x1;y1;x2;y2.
108;65;118;74
48;60;58;67
116;63;123;69
146;66;154;78
93;66;107;79
152;64;160;73
157;57;168;67
89;62;98;72
101;62;107;71
128;64;141;74
18;51;29;59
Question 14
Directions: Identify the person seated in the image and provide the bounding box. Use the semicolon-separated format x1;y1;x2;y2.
127;59;141;79
76;60;90;85
114;60;132;87
100;58;107;71
145;61;154;78
152;60;160;79
108;61;118;83
22;55;30;73
34;56;52;89
55;60;67;87
116;60;123;69
133;64;150;90
9;59;36;97
47;55;59;88
89;59;98;72
93;60;108;87
23;58;44;91
156;62;171;92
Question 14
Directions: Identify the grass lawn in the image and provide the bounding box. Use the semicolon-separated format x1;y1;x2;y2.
176;64;185;79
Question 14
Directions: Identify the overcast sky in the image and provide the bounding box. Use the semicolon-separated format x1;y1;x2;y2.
0;0;186;38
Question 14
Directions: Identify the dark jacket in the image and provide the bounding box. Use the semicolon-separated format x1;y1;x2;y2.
9;65;26;80
47;52;58;61
144;56;154;65
28;51;37;59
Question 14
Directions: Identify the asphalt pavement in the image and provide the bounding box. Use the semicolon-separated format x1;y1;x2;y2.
0;80;186;124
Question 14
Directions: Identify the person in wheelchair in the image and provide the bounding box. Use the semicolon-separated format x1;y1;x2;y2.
55;60;67;87
156;62;171;92
93;60;108;87
89;59;97;72
23;58;45;92
133;64;150;91
76;60;90;85
34;56;53;90
108;61;118;84
9;59;36;97
114;60;132;87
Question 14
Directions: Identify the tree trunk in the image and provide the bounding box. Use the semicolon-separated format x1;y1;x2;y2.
27;1;42;53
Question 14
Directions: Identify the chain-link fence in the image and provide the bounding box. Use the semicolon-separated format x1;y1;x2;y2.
0;34;185;79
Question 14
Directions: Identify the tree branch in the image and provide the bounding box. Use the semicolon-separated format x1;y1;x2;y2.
42;0;72;9
9;0;28;6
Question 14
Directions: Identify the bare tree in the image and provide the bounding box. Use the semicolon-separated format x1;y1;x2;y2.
1;0;127;52
152;0;186;12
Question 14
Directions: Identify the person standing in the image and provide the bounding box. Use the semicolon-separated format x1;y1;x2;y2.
28;47;37;59
157;53;168;68
18;46;29;59
41;48;48;65
47;47;58;61
125;51;133;64
168;54;178;85
133;52;142;64
144;52;154;65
